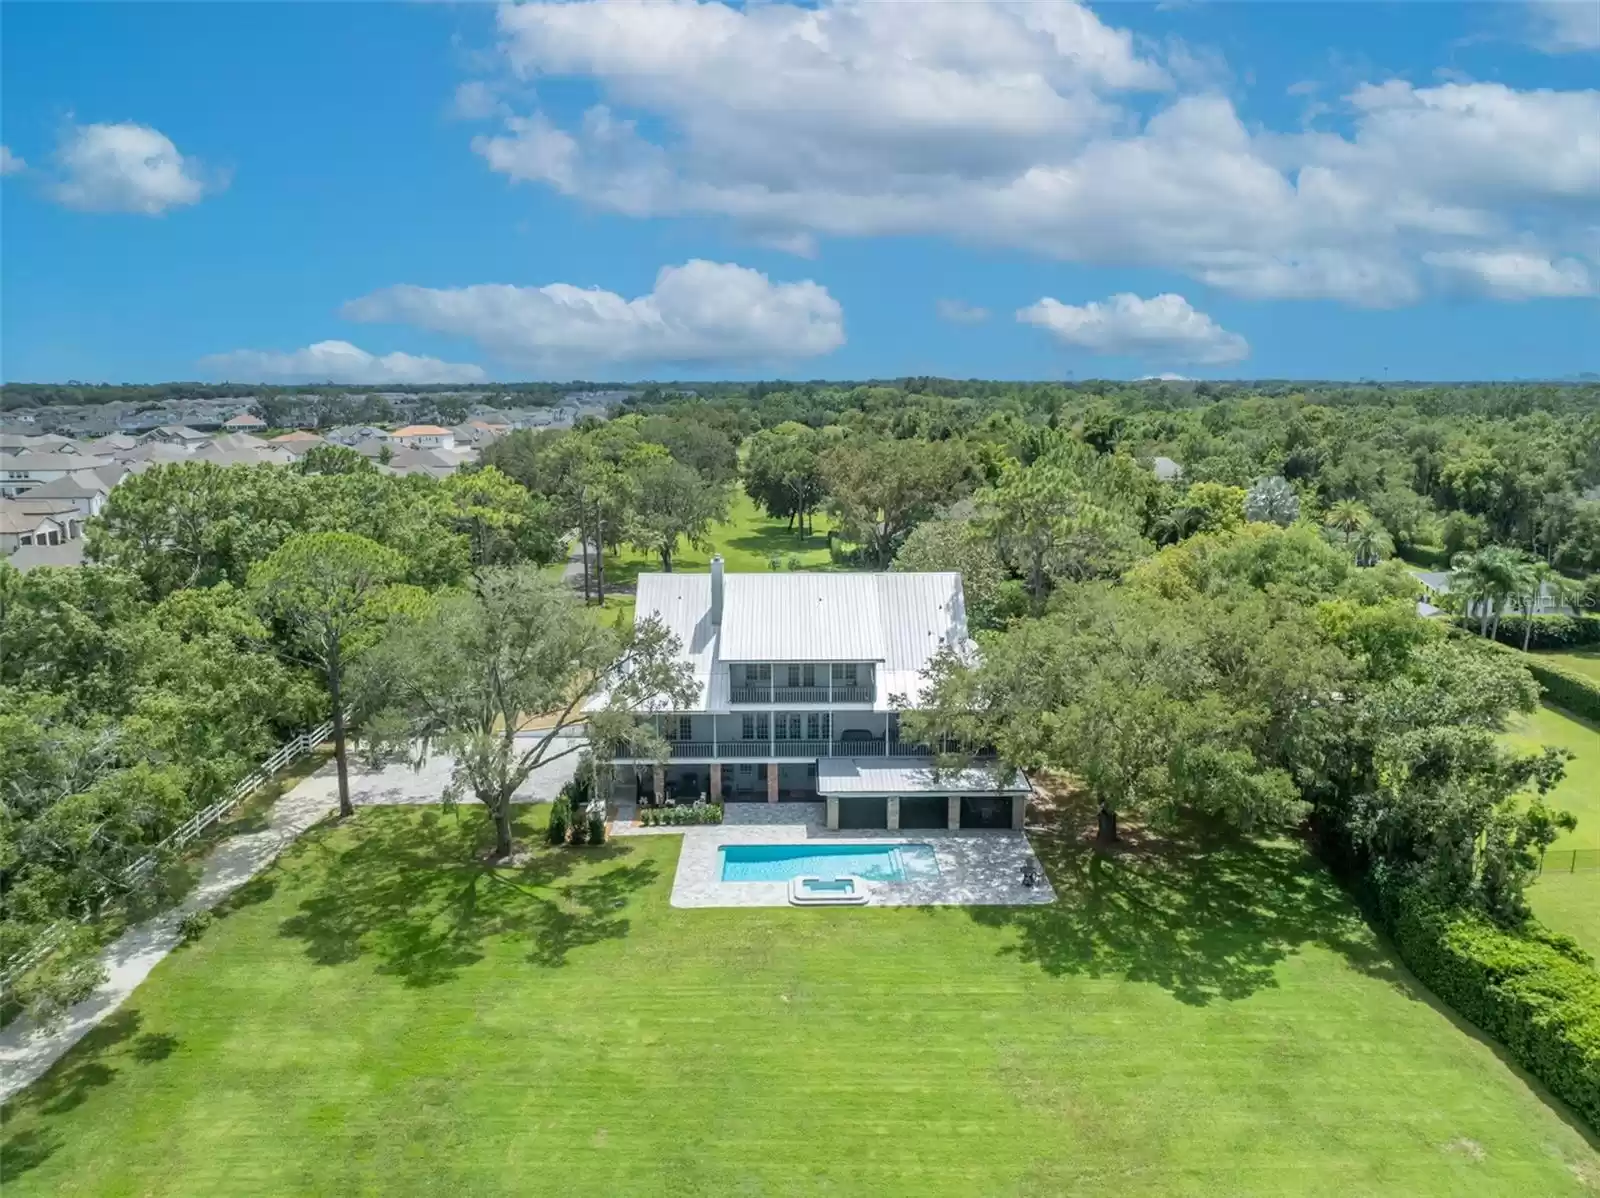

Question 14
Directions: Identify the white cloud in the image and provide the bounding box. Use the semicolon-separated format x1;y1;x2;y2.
1528;1;1600;53
199;340;487;385
936;299;990;324
342;260;845;368
470;1;1600;307
52;121;212;214
452;80;506;121
0;146;24;176
1017;293;1249;364
1424;249;1594;298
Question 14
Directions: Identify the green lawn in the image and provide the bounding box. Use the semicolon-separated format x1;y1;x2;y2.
1510;702;1600;957
1539;649;1600;685
605;487;841;590
5;807;1595;1195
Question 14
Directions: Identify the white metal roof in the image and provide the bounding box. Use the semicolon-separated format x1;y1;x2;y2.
816;758;1030;796
632;569;970;712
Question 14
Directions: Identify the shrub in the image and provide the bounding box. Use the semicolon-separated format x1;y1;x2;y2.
547;798;570;846
1492;614;1600;651
1387;890;1600;1129
1524;657;1600;724
587;811;607;844
1475;636;1600;724
635;801;722;827
176;910;213;944
569;810;590;846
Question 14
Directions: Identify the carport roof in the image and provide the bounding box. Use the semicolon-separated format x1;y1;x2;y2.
816;757;1030;796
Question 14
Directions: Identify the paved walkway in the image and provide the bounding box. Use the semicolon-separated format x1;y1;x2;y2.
0;737;583;1103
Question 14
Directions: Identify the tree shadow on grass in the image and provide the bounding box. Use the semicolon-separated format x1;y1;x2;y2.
0;1008;181;1183
275;807;657;986
974;798;1401;1006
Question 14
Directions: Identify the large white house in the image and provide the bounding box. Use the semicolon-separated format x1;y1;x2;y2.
608;557;1030;831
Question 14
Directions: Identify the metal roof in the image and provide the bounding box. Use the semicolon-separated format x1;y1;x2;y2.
632;569;970;713
816;758;1030;796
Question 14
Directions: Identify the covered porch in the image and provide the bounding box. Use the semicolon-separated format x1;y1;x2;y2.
818;759;1031;831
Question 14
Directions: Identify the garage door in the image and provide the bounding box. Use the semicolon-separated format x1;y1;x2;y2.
899;796;948;829
838;796;889;829
959;796;1012;830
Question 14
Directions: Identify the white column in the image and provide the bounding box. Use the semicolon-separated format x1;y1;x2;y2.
826;796;840;830
887;796;900;830
947;796;961;830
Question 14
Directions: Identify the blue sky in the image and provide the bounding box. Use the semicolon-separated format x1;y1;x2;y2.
2;1;1596;383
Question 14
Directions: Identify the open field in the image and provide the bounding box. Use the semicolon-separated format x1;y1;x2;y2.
4;806;1595;1196
1512;702;1600;958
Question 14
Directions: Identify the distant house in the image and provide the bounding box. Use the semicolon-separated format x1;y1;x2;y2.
1151;456;1185;482
324;425;390;447
223;412;268;432
140;425;210;450
90;434;141;454
269;430;327;456
0;502;75;553
382;447;459;479
0;433;79;457
452;420;510;446
18;469;111;518
1;453;117;497
390;424;455;450
191;441;298;468
1414;569;1580;618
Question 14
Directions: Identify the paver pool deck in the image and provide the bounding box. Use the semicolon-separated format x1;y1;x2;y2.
615;801;1056;908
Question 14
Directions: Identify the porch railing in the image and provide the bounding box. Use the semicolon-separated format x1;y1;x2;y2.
650;738;981;761
728;684;875;704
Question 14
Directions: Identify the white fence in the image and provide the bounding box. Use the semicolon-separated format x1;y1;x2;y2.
1;719;334;988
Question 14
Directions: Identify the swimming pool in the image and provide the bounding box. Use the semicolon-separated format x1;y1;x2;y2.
720;842;939;883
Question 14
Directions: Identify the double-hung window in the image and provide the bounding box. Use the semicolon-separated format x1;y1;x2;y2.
741;713;770;741
831;662;858;687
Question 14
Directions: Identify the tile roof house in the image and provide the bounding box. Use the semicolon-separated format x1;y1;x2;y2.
17;469;111;517
223;412;268;431
0;502;76;553
390;424;456;450
2;453;117;497
606;558;1029;831
269;431;328;456
140;425;210;449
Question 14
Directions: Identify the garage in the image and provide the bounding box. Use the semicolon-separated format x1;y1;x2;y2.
959;796;1015;830
819;759;1033;831
837;796;889;829
898;796;949;829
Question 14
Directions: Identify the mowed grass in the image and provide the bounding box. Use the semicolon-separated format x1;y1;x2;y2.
1512;702;1600;957
605;487;840;589
1539;649;1600;685
5;808;1596;1196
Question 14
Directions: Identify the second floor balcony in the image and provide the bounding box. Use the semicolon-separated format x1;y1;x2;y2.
728;683;874;704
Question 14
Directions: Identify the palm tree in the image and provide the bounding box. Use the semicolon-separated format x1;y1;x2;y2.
1350;520;1393;567
1325;499;1368;545
1449;546;1523;639
1516;564;1588;651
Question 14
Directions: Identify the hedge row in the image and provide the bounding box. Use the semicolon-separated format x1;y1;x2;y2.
1522;655;1600;725
1491;614;1600;651
1388;892;1600;1128
1472;636;1600;725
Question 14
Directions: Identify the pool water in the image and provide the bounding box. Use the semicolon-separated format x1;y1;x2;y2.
721;842;939;883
